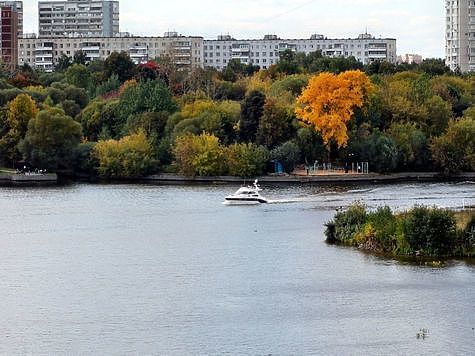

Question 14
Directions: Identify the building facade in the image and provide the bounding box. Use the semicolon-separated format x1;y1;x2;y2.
38;0;119;38
0;1;22;36
203;33;397;70
397;53;423;64
19;33;204;72
1;3;19;69
446;0;474;72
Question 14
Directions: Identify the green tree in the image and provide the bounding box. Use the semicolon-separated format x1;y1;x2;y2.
104;51;137;83
124;111;169;139
220;59;260;82
256;99;295;148
270;141;300;173
295;127;326;164
431;117;475;173
65;64;91;89
77;99;121;141
73;50;88;65
95;74;121;97
55;54;72;72
276;49;301;75
72;142;97;176
240;90;266;142
118;80;177;122
387;122;431;171
425;95;453;136
352;131;399;173
20;108;83;170
225;143;269;177
62;100;81;118
419;58;451;76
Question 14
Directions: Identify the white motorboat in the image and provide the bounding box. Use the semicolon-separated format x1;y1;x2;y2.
224;180;268;205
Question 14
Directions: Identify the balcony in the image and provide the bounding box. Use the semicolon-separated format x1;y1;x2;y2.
81;46;100;51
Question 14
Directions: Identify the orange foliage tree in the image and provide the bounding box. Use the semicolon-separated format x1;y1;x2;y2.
295;70;374;148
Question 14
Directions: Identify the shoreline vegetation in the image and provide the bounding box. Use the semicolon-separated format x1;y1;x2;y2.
0;53;474;181
325;203;475;260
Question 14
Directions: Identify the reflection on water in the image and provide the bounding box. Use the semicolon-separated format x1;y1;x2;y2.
0;182;474;354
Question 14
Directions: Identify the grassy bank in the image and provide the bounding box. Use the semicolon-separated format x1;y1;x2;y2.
325;203;475;259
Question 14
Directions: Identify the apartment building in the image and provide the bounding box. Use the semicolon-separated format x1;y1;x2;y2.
38;0;119;38
1;3;20;69
18;32;204;72
0;1;22;36
397;53;423;65
203;33;397;70
446;0;473;72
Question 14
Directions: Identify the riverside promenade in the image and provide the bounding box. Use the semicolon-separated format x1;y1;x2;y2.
0;172;58;184
142;172;475;184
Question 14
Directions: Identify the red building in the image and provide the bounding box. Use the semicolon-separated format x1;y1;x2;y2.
1;5;18;70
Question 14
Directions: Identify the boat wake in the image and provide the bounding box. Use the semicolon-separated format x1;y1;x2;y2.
267;196;324;204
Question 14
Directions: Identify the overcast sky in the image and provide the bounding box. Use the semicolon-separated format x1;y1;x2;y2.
23;0;445;58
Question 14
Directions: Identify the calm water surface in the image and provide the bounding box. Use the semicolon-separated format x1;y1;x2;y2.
0;182;474;355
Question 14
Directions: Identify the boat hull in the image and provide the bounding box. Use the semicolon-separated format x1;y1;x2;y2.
224;197;268;205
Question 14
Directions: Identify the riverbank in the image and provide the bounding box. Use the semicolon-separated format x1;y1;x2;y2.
141;172;475;185
0;172;58;185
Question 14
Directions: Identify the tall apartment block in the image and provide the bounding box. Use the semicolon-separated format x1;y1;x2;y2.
0;1;22;36
446;0;474;72
19;32;204;72
38;0;119;38
203;33;397;70
1;2;20;69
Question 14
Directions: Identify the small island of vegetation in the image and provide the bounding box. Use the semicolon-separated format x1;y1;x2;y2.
325;203;475;259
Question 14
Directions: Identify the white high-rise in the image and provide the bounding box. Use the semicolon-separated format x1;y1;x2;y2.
38;0;119;38
445;0;475;72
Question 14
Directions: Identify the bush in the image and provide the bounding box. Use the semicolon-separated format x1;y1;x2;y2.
366;206;398;252
325;202;367;245
173;133;225;177
326;204;464;258
93;131;155;178
401;206;456;256
454;213;475;257
62;100;81;118
0;88;23;106
431;117;475;174
225;143;269;177
73;142;97;176
270;141;300;173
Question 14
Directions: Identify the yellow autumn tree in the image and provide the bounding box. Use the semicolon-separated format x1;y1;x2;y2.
295;70;374;148
93;131;154;178
7;93;39;136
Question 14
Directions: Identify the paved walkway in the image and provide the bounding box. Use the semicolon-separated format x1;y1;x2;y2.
143;172;475;184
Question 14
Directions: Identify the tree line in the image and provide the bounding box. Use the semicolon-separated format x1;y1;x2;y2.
0;50;474;178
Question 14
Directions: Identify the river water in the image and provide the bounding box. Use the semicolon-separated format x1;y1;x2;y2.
0;182;474;355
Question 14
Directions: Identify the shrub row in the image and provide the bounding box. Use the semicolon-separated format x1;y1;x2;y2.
325;203;475;258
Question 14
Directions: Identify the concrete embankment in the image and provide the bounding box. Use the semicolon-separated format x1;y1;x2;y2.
0;173;58;185
142;172;475;185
